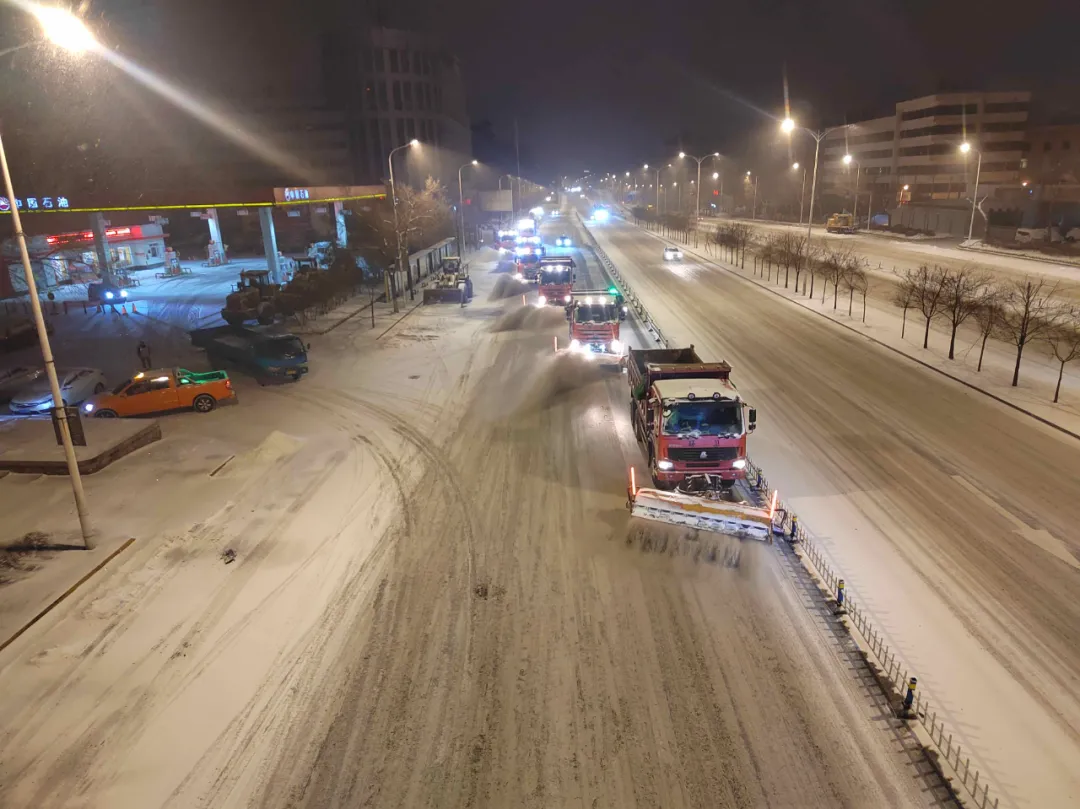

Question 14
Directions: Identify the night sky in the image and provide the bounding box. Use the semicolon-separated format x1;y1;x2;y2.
2;0;1078;183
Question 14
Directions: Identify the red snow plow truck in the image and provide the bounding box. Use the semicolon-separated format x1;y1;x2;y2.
536;258;576;306
564;289;627;359
626;346;778;540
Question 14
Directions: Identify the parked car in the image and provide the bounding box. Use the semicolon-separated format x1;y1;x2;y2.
82;367;235;417
663;246;683;261
9;367;106;414
0;366;44;403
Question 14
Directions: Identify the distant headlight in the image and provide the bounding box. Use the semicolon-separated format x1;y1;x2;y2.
513;272;524;281
657;460;674;470
733;458;747;470
610;339;624;353
537;295;547;306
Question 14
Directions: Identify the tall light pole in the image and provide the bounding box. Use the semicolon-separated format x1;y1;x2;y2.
782;117;853;243
679;151;720;220
746;171;759;219
960;141;983;241
793;162;807;225
713;170;724;212
644;163;660;211
457;159;477;255
388;138;419;313
842;154;862;226
0;5;100;547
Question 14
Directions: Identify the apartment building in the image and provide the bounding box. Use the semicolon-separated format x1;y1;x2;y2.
819;91;1030;206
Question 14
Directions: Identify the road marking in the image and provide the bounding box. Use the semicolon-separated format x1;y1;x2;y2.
952;475;1079;570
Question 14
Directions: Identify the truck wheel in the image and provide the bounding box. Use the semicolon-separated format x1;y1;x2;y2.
222;311;245;326
193;394;216;413
256;302;275;325
95;409;118;418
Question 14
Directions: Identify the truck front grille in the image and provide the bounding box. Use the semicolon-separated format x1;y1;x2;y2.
667;446;738;462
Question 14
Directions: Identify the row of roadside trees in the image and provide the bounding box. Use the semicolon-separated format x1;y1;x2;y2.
704;222;1080;403
893;267;1080;400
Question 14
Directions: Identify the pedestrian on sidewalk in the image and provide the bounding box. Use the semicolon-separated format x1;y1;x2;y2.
137;340;152;370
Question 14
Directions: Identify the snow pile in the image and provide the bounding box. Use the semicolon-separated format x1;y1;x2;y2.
488;275;531;300
218;430;304;477
624;516;765;574
491;304;566;333
512;350;607;412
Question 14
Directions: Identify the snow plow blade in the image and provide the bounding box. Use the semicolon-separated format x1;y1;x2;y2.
629;486;774;541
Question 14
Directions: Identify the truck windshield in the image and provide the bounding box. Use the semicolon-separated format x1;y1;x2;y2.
662;400;742;436
574;304;618;324
539;269;570;285
261;338;306;359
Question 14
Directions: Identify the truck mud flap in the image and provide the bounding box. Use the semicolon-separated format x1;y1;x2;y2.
629;486;773;541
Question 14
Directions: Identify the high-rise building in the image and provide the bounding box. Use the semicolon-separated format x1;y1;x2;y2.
818;91;1031;207
322;26;473;190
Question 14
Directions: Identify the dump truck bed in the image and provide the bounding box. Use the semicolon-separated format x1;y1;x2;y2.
627;347;732;396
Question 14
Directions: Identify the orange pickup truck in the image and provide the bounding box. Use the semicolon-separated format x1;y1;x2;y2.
82;368;236;417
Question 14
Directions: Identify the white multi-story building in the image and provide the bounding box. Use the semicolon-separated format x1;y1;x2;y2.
818;91;1030;207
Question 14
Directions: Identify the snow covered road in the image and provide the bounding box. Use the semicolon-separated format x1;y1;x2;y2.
586;208;1080;808
0;244;952;807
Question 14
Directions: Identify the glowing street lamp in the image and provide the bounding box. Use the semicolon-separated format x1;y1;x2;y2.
457;159;478;255
32;5;98;53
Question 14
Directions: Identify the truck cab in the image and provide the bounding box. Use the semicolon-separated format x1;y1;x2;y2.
565;290;626;358
536;258;576;305
826;213;855;233
628;347;756;489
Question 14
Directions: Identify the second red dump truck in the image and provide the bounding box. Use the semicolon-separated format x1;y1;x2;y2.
628;346;756;490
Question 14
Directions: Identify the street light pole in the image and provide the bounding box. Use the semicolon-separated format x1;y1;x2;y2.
388;139;419;314
783;118;852;243
0;7;102;548
457;159;477;255
1;127;94;544
961;142;983;241
679;152;720;221
793;163;806;225
843;154;862;226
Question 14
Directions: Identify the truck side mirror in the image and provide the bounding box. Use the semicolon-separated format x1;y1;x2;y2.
748;408;757;432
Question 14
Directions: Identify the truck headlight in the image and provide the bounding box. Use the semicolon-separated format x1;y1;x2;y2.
563;294;572;302
120;289;129;298
104;291;114;300
537;295;547;306
83;403;94;413
610;338;624;353
569;339;581;351
657;460;674;470
733;458;747;470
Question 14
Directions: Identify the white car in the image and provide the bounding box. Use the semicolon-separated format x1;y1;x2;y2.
0;366;44;403
663;246;683;261
9;367;107;414
555;234;573;247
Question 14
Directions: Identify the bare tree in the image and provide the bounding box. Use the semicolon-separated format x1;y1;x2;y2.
998;277;1063;387
1045;313;1080;403
941;265;991;360
819;245;854;309
788;235;814;294
972;291;1003;372
730;223;753;269
844;261;870;320
892;273;918;339
906;264;950;349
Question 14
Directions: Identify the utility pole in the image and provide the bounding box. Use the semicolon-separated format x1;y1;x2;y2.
514;117;521;221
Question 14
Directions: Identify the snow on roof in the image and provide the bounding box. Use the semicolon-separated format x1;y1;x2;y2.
653;377;738;402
